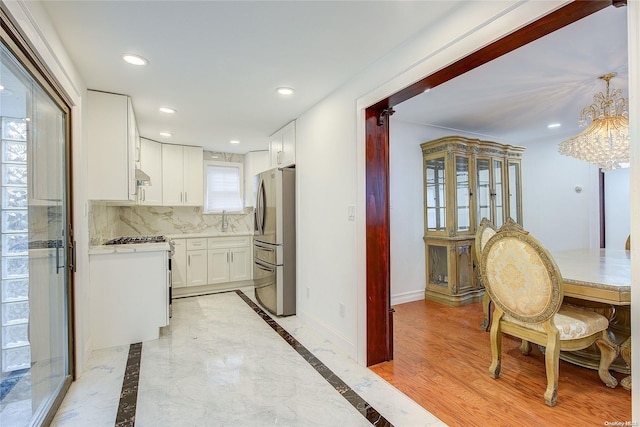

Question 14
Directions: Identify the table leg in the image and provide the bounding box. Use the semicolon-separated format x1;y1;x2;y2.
620;337;631;391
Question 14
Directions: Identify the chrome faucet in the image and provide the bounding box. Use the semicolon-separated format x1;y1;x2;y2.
221;210;229;232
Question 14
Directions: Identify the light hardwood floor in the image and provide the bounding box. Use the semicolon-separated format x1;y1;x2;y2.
370;299;631;426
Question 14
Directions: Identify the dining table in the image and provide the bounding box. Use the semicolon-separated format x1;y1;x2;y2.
551;248;631;390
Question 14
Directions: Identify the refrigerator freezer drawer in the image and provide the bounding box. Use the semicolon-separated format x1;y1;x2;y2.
254;241;282;266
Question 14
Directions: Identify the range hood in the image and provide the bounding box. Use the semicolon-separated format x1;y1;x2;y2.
135;168;151;186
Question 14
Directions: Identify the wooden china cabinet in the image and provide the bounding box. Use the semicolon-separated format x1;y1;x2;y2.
421;136;524;306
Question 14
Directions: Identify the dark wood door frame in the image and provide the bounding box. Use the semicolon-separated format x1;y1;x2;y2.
365;0;622;366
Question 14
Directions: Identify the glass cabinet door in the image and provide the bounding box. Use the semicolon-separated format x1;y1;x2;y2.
508;161;521;224
455;156;470;232
492;159;504;228
476;159;490;226
425;157;446;232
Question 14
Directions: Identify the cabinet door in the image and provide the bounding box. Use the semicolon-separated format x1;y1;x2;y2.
476;158;491;226
229;247;251;282
424;156;447;234
172;239;187;288
269;134;281;169
139;138;163;205
87;90;132;201
507;160;522;224
492;159;504;228
162;144;184;205
279;121;295;167
127;98;137;199
187;249;208;286
183;146;203;206
207;249;229;284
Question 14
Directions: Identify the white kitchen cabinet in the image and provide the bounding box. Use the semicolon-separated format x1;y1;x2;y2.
186;238;207;286
207;236;252;284
244;150;270;207
87;90;137;202
269;120;296;168
138;138;163;205
207;248;230;284
171;239;187;288
162;144;203;206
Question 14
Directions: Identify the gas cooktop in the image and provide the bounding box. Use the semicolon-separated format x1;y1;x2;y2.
104;235;167;245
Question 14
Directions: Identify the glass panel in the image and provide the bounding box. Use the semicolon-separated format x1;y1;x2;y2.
427;245;448;287
458;245;472;291
425;157;446;232
508;162;520;224
455;156;470;232
476;159;490;225
1;41;70;426
493;159;503;228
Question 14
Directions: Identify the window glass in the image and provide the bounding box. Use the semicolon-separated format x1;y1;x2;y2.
204;161;243;212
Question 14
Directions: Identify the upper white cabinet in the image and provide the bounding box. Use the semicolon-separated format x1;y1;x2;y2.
138;138;163;205
87;90;137;202
162;144;203;206
244;150;270;207
269;120;296;168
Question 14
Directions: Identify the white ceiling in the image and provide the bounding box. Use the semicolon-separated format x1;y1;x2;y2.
38;2;630;153
393;5;629;146
40;0;464;153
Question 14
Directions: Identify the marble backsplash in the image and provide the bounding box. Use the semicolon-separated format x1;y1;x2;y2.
89;203;254;244
118;206;254;236
89;202;120;245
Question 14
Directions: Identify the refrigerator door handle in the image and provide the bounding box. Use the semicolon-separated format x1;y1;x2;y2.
254;243;276;252
256;178;266;234
254;260;275;273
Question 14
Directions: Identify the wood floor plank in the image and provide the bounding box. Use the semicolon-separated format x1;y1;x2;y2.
369;299;631;426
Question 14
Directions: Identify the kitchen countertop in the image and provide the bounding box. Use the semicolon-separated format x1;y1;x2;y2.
89;242;171;255
166;232;254;239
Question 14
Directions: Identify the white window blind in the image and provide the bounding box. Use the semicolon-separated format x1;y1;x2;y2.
204;161;243;212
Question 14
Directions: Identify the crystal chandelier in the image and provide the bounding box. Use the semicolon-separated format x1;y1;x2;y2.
558;73;629;171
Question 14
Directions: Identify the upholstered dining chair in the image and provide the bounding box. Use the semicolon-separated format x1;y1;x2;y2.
481;218;618;407
475;218;496;331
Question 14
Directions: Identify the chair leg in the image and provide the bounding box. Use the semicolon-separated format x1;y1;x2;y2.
595;331;619;388
519;340;532;355
480;292;491;331
543;333;560;407
489;317;502;379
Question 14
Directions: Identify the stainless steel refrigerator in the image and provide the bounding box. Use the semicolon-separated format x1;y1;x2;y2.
253;166;295;315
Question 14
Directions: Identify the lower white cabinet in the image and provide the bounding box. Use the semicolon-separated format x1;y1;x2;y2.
172;236;251;290
172;239;187;288
187;249;208;286
207;237;252;284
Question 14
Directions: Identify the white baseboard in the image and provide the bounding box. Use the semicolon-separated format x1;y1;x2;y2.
296;309;357;360
391;289;424;306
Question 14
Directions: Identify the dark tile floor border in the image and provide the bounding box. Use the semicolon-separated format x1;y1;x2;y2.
235;290;393;427
115;342;142;427
117;290;392;426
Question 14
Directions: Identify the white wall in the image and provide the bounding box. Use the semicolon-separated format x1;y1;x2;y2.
296;1;572;364
605;167;631;249
520;136;600;251
2;0;91;373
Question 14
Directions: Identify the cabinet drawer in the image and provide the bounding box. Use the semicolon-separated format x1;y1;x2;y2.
187;238;207;250
207;236;251;249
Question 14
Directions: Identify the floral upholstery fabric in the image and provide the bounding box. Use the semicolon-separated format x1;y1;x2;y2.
485;237;553;318
503;305;609;340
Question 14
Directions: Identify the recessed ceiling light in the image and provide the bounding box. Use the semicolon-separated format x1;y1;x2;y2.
159;132;172;137
548;123;561;128
159;107;176;114
122;54;148;66
230;140;240;144
276;87;295;96
423;88;431;93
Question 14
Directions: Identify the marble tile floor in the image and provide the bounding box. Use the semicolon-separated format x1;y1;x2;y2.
50;289;446;427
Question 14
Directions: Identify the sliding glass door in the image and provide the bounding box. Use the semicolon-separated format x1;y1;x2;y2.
0;37;72;426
